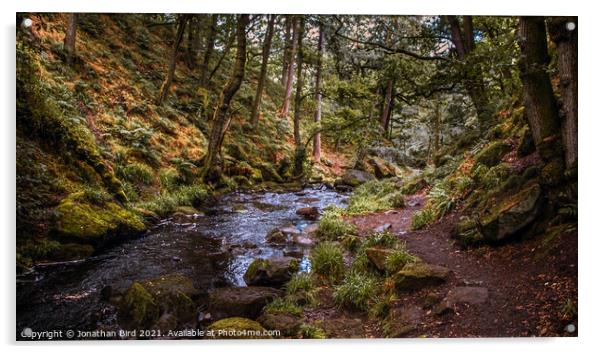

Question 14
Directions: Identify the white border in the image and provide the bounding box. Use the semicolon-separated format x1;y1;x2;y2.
2;1;597;353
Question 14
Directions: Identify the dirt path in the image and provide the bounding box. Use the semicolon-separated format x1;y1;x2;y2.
305;192;577;338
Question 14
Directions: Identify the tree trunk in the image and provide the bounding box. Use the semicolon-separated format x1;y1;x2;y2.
281;16;299;117
446;15;491;129
202;14;250;184
517;16;562;164
281;16;292;86
157;15;189;105
381;80;394;131
186;15;202;69
293;17;305;147
200;14;218;87
313;23;325;162
547;17;578;170
63;13;79;65
250;15;276;128
432;100;441;166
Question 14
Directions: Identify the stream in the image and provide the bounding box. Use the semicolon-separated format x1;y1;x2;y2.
16;185;348;335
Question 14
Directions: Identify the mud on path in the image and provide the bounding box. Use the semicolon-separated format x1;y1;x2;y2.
304;192;577;338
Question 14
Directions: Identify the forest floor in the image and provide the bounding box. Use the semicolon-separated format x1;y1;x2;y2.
303;191;578;338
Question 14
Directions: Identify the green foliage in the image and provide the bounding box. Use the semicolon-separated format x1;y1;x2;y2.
346;179;404;215
119;162;154;185
298;324;327;339
475;141;512;167
159;168;180;191
411;207;436;230
138;185;208;217
384;247;418;274
310;241;344;281
286;272;315;295
263;298;303;317
333;271;379;311
316;207;356;240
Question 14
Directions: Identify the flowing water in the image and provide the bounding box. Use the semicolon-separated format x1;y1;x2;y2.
16;186;347;335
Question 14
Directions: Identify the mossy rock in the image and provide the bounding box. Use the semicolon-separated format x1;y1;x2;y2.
340;169;376;187
366;156;397;179
479;183;542;242
385;192;405;208
393;262;450;291
119;274;198;329
401;177;426;195
47;242;95;261
207;317;269;339
365;247;394;271
243;257;300;287
119;282;160;329
54;192;145;246
475;141;512;167
452;217;484;248
540;159;564;187
255;162;283;183
208;286;283;320
265;228;287;244
257;312;301;337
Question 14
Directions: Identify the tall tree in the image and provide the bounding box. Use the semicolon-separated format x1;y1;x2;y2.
200;14;218;88
281;16;292;86
250;15;276;128
517;16;562;165
185;15;202;69
157;15;189;105
202;14;250;183
313;22;325;162
547;17;578;170
381;80;394;132
63;13;79;66
281;16;299;117
446;16;491;129
293;17;305;147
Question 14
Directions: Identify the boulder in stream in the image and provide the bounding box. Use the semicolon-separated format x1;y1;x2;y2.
208;286;282;320
118;273;198;330
243;257;300;287
296;206;320;220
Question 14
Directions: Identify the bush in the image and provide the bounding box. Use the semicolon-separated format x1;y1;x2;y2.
346;179;400;215
310;242;344;281
333;272;379;311
263;298;302;316
286;273;314;295
316;207;356;240
411;207;436;230
120;162;154;185
298;324;326;339
385;247;418;274
159;168;180;191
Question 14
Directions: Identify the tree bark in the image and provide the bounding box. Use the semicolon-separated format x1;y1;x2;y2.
186;15;202;69
202;14;250;184
281;16;299;117
517;16;562;163
293;17;305;147
281;16;292;86
547;17;578;170
63;13;79;66
157;15;189;105
446;15;491;129
200;14;218;88
313;23;325;162
381;80;394;131
250;15;276;128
